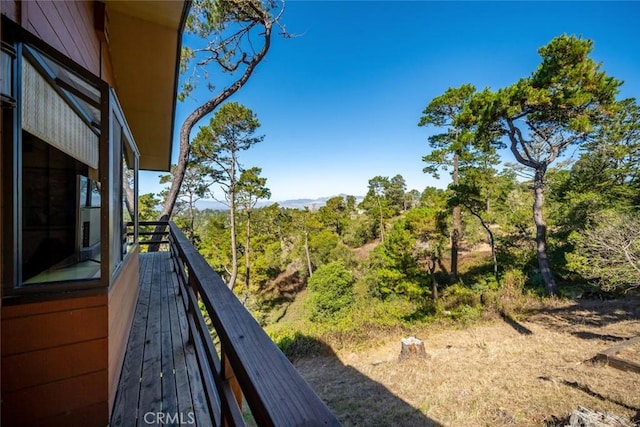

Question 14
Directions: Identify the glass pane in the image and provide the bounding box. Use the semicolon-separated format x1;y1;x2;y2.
111;117;123;269
123;157;133;250
1;46;13;98
22;133;101;284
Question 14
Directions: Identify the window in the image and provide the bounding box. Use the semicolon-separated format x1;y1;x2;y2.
21;133;101;284
1;20;139;294
109;95;139;273
19;47;103;285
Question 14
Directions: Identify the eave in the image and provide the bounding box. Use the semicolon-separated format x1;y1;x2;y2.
103;0;190;171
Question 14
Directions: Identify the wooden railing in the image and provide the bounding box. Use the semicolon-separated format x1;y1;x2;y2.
138;221;340;426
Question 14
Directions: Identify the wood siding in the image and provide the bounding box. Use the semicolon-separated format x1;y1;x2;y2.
1;0;19;22
11;0;115;85
108;250;140;416
1;294;110;425
22;1;99;75
0;252;140;425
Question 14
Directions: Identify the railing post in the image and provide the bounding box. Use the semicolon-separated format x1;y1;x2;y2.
186;274;198;346
221;348;243;423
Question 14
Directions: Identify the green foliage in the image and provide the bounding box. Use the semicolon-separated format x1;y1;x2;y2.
306;262;355;321
368;220;422;299
138;193;161;221
342;215;376;247
251;241;284;285
419;84;484;179
441;283;480;310
566;211;640;291
154;33;639;357
237;167;271;211
318;196;352;235
269;330;332;361
192;103;263;184
367;208;447;301
308;230;340;266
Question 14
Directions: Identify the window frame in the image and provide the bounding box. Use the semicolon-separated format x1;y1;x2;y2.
1;17;140;299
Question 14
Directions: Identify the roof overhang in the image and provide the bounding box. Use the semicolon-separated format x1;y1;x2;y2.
104;0;190;171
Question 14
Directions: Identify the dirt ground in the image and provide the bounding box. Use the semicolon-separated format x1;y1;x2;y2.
295;297;640;426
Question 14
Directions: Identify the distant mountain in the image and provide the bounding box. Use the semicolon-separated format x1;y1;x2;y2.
196;194;363;211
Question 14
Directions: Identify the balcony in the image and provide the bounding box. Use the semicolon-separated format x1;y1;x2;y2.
110;222;339;426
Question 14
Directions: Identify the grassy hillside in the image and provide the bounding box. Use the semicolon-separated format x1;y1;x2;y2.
258;248;640;425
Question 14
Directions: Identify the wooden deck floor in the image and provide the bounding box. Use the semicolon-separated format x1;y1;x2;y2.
111;252;212;426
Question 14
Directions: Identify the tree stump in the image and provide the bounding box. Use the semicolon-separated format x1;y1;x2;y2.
399;336;426;361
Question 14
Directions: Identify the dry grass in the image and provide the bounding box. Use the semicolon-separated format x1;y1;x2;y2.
295;297;640;426
618;341;640;365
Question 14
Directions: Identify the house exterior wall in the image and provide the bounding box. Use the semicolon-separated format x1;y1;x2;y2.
1;1;141;423
19;0;114;85
108;249;139;413
0;0;18;22
1;250;140;424
1;294;110;425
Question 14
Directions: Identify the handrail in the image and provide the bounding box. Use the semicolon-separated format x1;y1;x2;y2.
131;222;170;247
140;221;340;426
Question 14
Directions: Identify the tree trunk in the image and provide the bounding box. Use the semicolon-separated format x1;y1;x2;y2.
450;151;460;283
378;197;385;243
465;206;498;282
304;231;313;277
244;210;251;295
148;19;273;252
227;157;239;290
429;257;438;300
490;231;498;283
533;168;558;295
188;194;196;245
399;337;427;360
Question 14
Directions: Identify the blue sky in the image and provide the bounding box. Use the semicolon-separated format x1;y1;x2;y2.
139;1;640;202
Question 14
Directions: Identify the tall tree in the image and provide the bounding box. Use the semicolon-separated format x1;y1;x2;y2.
361;176;391;243
571;98;640;206
318;196;350;236
452;154;501;281
159;162;210;244
479;35;621;294
156;0;288;237
387;174;407;214
419;84;477;283
236;167;271;296
138;193;162;222
192;102;264;290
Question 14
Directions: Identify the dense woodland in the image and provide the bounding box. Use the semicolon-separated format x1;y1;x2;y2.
149;0;639;356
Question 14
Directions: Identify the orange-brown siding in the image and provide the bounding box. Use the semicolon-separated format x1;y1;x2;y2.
1;294;110;425
1;251;141;425
108;249;140;415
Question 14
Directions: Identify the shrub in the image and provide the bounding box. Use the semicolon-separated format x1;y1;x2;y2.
270;330;331;361
441;283;480;310
306;261;355;321
566;210;640;292
497;269;538;316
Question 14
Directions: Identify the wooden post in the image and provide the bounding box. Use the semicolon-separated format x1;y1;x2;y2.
399;336;427;360
222;349;243;418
